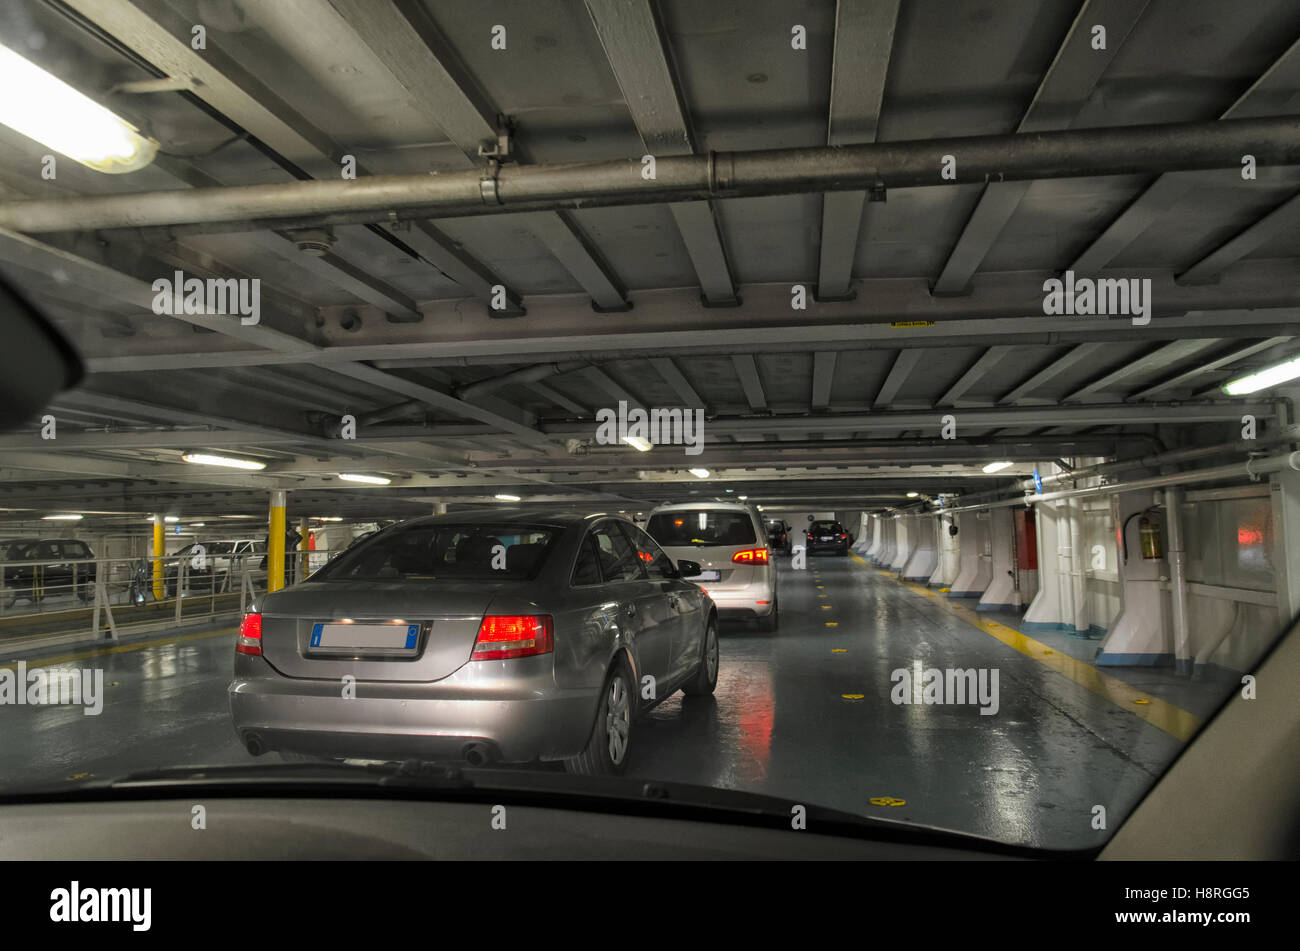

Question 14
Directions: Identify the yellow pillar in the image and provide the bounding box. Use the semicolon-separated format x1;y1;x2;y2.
268;490;286;593
152;514;164;600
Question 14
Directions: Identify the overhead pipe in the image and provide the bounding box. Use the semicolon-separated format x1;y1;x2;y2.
1;116;1298;233
454;361;586;401
1015;423;1300;492
932;452;1300;515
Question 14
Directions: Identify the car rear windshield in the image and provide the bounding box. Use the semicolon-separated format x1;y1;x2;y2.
810;522;844;533
647;510;756;547
313;523;559;581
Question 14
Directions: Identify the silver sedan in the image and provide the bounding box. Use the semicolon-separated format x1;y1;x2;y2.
229;509;718;774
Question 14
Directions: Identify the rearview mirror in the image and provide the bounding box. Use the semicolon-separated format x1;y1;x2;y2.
677;559;702;578
0;275;83;431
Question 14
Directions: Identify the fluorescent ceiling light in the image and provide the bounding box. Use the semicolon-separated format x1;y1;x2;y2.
688;468;710;478
1223;355;1300;395
42;513;82;520
314;516;343;522
906;491;919;498
338;473;390;485
621;435;653;452
0;43;158;173
495;494;521;502
738;495;747;500
982;461;1014;474
183;452;266;471
190;522;205;527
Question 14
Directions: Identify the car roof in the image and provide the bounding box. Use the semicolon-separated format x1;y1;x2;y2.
390;508;625;529
648;501;758;514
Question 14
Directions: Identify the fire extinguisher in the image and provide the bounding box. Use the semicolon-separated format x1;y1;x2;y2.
1139;515;1163;559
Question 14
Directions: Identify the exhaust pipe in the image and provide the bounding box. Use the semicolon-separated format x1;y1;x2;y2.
244;733;266;756
462;742;492;767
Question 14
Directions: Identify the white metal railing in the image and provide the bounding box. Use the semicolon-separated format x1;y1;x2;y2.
0;548;317;638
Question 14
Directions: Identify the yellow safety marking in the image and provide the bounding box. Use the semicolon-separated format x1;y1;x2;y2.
841;694;864;700
816;585;824;589
869;796;907;806
850;555;1201;741
1;627;237;672
820;604;832;610
939;587;950;592
831;649;847;653
66;772;92;781
1134;698;1151;705
824;621;838;627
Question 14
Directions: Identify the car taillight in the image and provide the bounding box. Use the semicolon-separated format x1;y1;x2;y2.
471;615;554;661
236;612;262;655
732;548;770;564
840;533;848;539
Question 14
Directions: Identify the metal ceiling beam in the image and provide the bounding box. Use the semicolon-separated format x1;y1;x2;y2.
247;233;422;320
585;0;737;305
542;402;1274;436
1177;191;1300;284
1071;33;1300;273
1063;339;1222;402
9;117;1300;233
997;343;1107;404
324;0;628;311
815;0;900;301
0;229;553;445
933;0;1149;294
67;284;1300;374
579;367;644;411
875;350;923;407
649;357;707;412
1129;337;1295;400
58;0;520;313
937;346;1014;406
731;355;768;412
811;351;838;411
524;381;590;416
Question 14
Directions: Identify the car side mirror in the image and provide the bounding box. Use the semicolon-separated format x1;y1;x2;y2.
677;559;702;578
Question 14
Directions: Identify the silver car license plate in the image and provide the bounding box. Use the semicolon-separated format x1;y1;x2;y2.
310;622;419;653
820;536;833;541
687;569;721;581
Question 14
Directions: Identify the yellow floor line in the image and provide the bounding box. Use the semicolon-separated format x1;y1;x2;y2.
850;555;1201;741
1;627;237;672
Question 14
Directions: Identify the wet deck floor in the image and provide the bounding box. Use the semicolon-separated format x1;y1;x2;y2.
0;554;1220;850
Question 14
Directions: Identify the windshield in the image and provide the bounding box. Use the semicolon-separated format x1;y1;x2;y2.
1;0;1297;864
647;511;757;547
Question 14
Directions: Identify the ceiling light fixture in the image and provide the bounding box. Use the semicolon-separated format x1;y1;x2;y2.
1223;355;1300;395
338;473;390;485
621;435;652;452
982;461;1014;474
495;493;521;502
906;491;919;498
42;513;83;520
0;43;158;173
182;452;266;471
688;468;710;478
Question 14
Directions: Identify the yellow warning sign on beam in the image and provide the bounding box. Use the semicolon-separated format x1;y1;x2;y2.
891;320;935;328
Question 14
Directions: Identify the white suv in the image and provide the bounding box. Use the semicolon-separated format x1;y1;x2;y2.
646;501;778;631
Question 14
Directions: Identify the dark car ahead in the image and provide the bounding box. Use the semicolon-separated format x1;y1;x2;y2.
0;538;97;607
229;509;718;775
804;520;850;556
764;518;793;555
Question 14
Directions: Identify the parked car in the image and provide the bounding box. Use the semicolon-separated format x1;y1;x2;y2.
0;538;97;607
165;538;263;596
805;519;851;556
764;518;793;555
646;501;777;631
229;510;717;775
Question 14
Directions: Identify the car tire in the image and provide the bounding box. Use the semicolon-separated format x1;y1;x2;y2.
756;596;778;632
682;614;719;697
565;659;635;776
